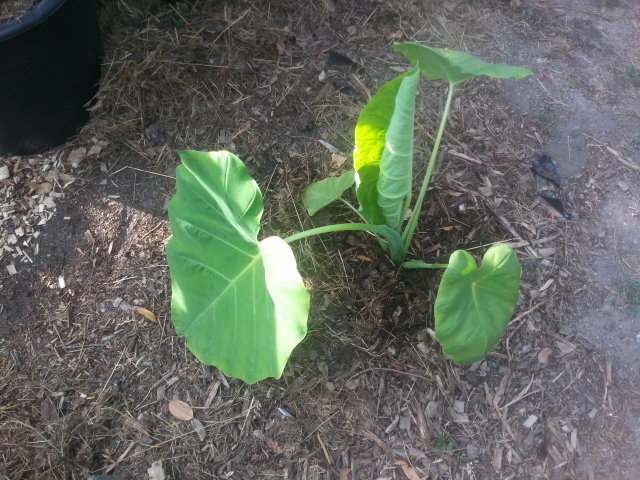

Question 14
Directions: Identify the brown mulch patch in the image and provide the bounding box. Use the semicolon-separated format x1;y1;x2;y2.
1;0;636;479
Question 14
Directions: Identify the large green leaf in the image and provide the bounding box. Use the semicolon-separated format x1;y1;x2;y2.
301;170;355;216
166;150;310;384
354;67;420;227
377;67;420;229
434;245;521;364
394;42;533;86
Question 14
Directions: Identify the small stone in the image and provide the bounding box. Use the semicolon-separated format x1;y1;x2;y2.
147;460;166;480
523;414;538;428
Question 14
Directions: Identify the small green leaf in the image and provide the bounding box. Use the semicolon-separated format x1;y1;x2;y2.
434;245;521;364
354;67;420;226
301;170;355;216
166;150;310;384
394;42;533;86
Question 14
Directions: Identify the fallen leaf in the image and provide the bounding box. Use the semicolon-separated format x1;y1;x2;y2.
493;444;504;471
122;415;151;437
191;418;206;441
168;400;194;421
330;152;346;169
393;460;421;480
44;171;75;185
41;398;59;422
67;147;86;168
265;437;285;454
134;306;157;323
138;411;154;429
537;347;553;364
26;181;53;195
88;141;107;156
320;0;336;12
478;186;493;196
236;121;251;136
339;467;351;480
318;139;343;155
556;340;576;355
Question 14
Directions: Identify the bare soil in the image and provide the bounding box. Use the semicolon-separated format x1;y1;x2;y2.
1;0;639;479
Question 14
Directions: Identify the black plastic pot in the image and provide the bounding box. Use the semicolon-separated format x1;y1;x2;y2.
0;0;102;155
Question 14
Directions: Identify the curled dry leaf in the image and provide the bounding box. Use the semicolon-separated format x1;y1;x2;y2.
393;460;421;480
67;147;86;168
122;415;151;437
134;306;157;323
168;400;194;421
537;347;553;364
330;153;347;169
265;437;285;455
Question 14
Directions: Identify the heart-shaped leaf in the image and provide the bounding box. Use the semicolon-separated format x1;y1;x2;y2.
354;67;420;227
301;170;355;215
394;42;533;86
166;150;310;384
434;245;521;364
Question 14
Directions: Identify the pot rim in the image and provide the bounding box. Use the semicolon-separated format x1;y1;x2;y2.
0;0;68;42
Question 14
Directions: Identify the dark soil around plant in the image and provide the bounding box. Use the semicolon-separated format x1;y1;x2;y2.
1;1;639;479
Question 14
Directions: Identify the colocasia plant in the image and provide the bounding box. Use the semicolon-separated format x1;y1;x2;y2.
166;43;532;384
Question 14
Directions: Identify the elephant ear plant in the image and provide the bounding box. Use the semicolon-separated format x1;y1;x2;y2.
166;43;532;384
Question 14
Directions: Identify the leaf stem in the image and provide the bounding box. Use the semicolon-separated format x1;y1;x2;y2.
402;261;449;269
339;199;391;253
284;223;406;263
402;83;455;250
339;198;366;222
